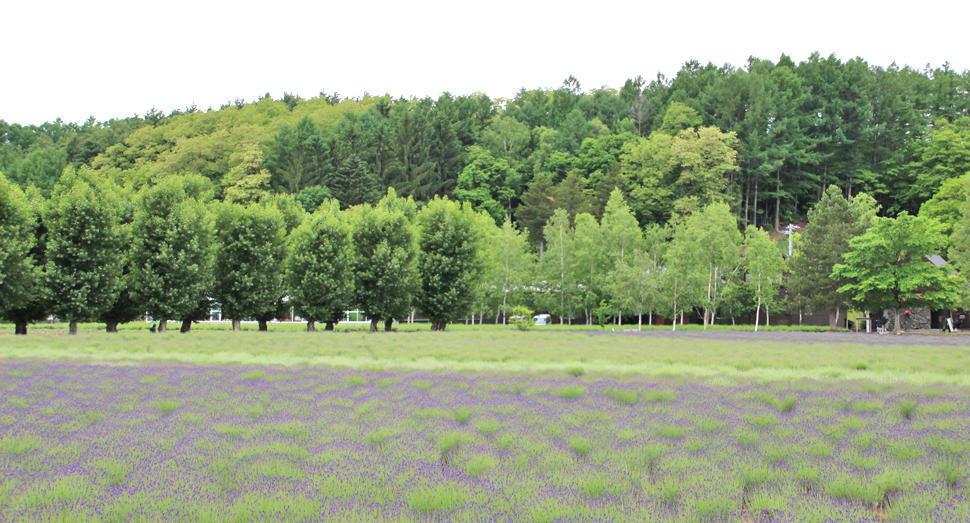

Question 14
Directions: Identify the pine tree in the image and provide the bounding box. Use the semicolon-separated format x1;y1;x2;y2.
327;155;381;210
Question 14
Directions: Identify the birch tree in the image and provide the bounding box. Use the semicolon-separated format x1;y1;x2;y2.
744;227;786;331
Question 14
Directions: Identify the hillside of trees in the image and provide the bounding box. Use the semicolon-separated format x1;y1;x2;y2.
4;53;970;239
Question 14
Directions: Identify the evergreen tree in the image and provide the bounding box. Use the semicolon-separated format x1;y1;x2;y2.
265;116;331;194
327;155;381;210
787;185;871;330
285;200;354;331
515;174;558;248
44;169;123;335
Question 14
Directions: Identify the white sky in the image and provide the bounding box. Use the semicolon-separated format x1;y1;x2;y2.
3;0;969;126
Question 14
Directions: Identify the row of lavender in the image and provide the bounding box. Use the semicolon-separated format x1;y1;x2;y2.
1;362;968;522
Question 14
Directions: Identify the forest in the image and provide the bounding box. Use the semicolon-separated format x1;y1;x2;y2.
3;52;970;334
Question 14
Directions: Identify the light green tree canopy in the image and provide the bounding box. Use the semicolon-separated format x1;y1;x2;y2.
744;227;786;331
834;212;962;334
0;173;37;318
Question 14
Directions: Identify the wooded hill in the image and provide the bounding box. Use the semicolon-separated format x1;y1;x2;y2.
3;52;970;243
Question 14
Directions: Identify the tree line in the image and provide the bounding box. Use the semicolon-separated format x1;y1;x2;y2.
4;166;965;336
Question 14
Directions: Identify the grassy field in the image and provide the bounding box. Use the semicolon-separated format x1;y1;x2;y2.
1;330;969;522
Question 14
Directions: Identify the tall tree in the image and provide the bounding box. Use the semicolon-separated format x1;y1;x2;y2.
98;187;142;333
515;174;558;249
744;227;786;331
0;173;38;334
835;213;962;334
535;209;574;323
487;218;536;323
213;202;287;331
265;115;331;194
327;154;381;210
415;197;488;331
129;176;214;333
453;146;513;224
569;213;606;323
285;200;354;331
350;189;419;332
787;185;874;330
44;169;123;335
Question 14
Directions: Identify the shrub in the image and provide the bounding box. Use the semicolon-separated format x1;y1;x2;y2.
509;306;535;331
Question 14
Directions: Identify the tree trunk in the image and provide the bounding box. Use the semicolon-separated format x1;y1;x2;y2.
894;307;902;334
258;319;268;332
69;320;78;335
370;319;378;333
14;321;28;335
307;320;316;332
638;313;642;331
753;179;759;228
105;322;119;333
232;319;241;332
384;319;393;332
158;319;167;333
180;319;192;333
649;311;653;326
774;165;782;232
325;321;335;331
755;296;762;332
828;309;838;331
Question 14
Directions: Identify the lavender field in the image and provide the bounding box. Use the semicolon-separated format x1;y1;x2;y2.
1;342;969;522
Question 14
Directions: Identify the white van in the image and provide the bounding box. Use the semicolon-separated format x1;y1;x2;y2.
533;314;552;325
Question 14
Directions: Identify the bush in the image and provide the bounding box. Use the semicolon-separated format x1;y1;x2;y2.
509;306;535;331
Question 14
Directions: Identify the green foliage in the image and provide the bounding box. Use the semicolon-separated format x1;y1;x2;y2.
129;176;214;329
535;209;574;323
744;227;786;330
327;155;380;210
285;200;354;327
44;168;123;331
0;173;37;319
265;115;331;194
213;202;288;325
509;306;534;331
350;189;419;330
415;197;488;330
835;212;962;333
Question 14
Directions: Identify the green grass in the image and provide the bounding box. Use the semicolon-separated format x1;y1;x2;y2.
4;328;970;386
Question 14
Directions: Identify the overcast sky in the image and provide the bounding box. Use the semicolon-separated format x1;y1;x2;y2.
4;0;969;126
